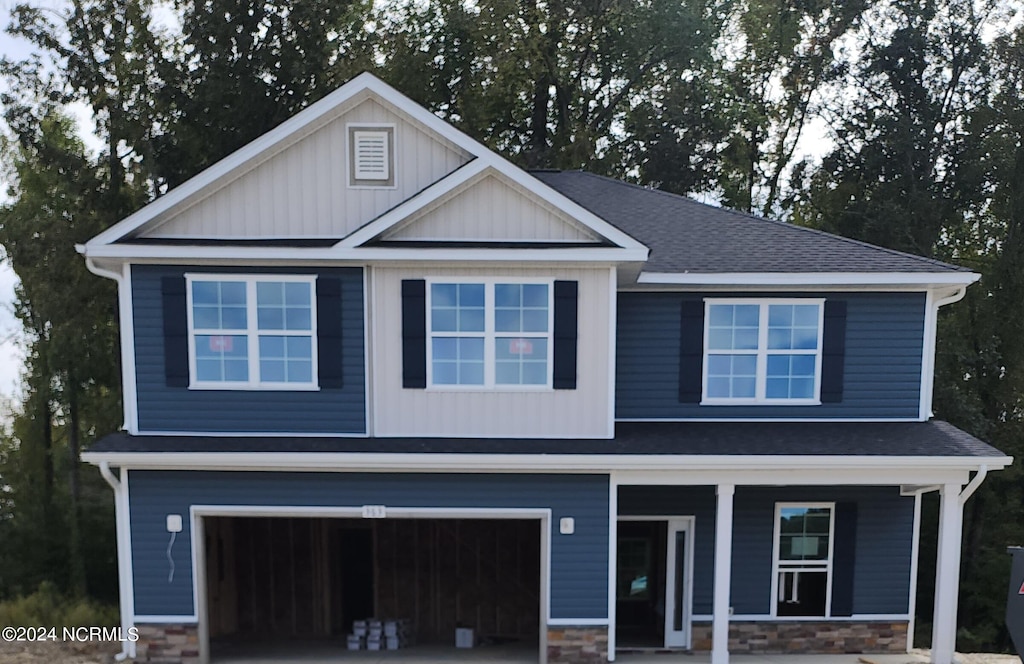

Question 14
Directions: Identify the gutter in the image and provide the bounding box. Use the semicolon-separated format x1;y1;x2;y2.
98;463;135;661
81;450;1014;474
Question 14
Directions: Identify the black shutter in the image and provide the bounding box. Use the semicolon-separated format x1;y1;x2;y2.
552;281;578;390
831;502;858;617
821;300;847;403
401;280;427;388
162;276;189;388
678;300;704;403
316;278;344;389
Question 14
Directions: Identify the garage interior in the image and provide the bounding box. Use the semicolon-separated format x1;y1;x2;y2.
203;516;541;660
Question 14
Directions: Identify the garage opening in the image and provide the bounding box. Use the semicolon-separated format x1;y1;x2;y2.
202;516;542;662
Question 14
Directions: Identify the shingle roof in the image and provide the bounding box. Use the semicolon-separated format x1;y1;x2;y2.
88;421;1002;458
531;170;969;275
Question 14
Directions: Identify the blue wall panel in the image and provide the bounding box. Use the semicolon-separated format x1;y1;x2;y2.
617;485;914;616
132;265;365;433
128;471;609;620
616;292;925;419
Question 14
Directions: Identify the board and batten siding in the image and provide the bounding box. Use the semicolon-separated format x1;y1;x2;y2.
372;266;613;438
616;291;926;419
140;97;471;240
128;471;610;620
617;485;914;616
132;265;366;433
384;173;599;243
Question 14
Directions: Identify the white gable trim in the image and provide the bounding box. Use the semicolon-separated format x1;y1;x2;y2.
84;73;648;258
339;162;601;248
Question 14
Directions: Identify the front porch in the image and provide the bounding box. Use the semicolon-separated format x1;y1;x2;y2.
609;464;989;664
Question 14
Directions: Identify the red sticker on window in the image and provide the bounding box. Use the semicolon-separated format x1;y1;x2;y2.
509;339;533;354
209;336;233;352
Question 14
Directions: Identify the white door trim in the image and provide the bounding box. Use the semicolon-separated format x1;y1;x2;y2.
664;517;695;648
616;515;695;650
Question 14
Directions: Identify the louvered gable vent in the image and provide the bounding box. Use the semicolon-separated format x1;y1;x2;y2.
349;126;393;184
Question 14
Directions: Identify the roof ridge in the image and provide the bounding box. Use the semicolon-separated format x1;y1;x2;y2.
540;170;968;273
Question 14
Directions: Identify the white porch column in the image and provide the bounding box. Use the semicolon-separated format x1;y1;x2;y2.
712;483;735;664
931;482;964;664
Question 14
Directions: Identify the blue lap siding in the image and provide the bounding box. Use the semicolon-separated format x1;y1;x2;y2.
127;471;609;620
131;265;366;433
616;291;926;419
617;485;914;616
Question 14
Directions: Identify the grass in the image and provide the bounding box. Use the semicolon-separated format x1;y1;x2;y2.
0;582;118;628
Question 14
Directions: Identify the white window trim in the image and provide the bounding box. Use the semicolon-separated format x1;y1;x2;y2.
347;122;397;190
425;277;555;391
701;297;826;405
770;501;836;619
184;273;319;391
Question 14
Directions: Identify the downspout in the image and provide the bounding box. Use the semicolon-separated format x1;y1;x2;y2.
922;285;970;419
99;462;135;661
80;252;129;432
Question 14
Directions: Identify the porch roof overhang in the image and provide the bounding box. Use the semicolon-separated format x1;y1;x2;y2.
83;421;1009;485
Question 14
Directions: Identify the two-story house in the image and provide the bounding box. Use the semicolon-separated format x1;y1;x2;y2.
80;73;1010;664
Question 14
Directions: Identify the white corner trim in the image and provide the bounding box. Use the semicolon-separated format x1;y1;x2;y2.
606;473;617;662
638;272;980;287
907;492;923;653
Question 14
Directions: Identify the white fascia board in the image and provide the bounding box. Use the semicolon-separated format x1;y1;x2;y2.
80;451;1012;477
80;243;648;263
637;271;980;288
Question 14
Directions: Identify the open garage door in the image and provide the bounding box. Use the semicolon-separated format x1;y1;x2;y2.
201;515;543;662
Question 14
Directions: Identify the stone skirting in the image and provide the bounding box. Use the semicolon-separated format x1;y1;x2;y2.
548;625;609;663
135;624;200;664
690;621;908;653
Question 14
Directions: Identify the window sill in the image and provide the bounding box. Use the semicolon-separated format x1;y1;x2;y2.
188;383;321;392
424;385;554;393
700;399;822;406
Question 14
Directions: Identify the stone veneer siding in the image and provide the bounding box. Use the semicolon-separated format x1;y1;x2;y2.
548;626;609;663
690;621;908;653
135;624;199;664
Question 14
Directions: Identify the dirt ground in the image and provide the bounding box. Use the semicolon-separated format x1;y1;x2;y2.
0;639;120;663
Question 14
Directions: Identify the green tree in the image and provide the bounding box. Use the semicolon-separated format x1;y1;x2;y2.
0;111;121;598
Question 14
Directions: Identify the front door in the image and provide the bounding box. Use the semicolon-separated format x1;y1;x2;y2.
616;518;693;649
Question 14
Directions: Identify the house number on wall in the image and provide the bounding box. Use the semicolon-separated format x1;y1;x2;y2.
361;505;387;519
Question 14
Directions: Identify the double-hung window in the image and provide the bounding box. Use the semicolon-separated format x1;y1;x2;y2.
703;299;824;404
428;280;552;388
186;274;318;389
773;503;835;617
